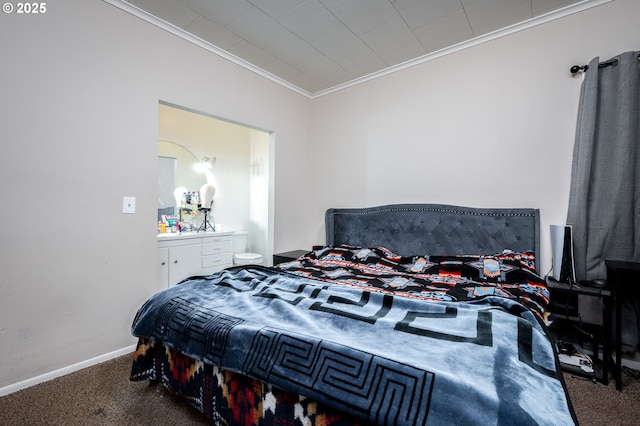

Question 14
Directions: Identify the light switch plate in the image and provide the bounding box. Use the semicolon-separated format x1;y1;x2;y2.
122;196;136;214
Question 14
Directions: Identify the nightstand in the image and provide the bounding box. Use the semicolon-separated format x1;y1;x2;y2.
605;260;640;391
273;249;309;266
546;277;612;384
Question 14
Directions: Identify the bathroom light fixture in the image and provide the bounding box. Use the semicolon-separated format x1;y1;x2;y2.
173;186;187;210
200;156;216;170
193;158;215;186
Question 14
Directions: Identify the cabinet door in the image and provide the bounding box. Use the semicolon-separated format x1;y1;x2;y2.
158;247;169;289
168;243;202;287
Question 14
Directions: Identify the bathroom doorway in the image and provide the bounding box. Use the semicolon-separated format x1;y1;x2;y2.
157;100;274;263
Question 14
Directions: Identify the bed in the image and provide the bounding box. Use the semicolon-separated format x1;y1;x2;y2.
130;203;577;425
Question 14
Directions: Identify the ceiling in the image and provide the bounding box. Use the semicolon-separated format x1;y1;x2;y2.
120;0;593;97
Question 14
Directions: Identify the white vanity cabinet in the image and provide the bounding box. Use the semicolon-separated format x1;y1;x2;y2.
158;232;234;288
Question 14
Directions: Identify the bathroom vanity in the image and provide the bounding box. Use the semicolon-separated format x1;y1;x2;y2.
157;232;233;288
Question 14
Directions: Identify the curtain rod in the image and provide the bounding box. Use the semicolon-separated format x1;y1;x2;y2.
570;57;619;75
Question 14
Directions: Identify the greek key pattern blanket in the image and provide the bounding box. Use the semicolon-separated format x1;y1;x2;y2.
132;258;575;425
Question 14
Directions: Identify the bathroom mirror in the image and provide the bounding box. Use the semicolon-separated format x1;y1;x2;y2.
158;140;206;217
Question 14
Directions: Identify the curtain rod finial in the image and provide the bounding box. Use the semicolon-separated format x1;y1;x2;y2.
570;64;588;74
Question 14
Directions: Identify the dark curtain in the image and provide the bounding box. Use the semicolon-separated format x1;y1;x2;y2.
567;51;640;282
567;51;640;352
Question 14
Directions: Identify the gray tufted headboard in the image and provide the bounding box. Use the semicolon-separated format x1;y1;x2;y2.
325;203;540;271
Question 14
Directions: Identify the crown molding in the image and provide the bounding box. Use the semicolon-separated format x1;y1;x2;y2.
311;0;613;98
103;0;612;100
102;0;311;97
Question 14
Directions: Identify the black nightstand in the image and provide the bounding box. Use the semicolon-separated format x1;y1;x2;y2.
546;277;612;384
605;260;640;391
273;250;308;266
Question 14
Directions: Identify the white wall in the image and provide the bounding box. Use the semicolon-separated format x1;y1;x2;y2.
1;0;638;392
249;129;272;258
311;0;640;276
0;0;313;390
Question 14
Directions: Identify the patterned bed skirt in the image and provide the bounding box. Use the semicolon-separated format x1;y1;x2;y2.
130;337;367;426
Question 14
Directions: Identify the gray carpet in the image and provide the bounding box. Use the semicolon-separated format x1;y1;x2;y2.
0;355;209;426
563;367;640;425
0;353;639;425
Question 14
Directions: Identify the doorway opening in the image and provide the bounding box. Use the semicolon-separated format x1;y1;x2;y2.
157;100;274;263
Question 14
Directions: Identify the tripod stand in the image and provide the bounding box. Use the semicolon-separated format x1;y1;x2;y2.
197;207;215;232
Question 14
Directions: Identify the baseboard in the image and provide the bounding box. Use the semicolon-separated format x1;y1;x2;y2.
619;351;640;371
586;347;640;372
0;344;136;397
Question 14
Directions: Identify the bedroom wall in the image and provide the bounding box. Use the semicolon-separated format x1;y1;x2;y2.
0;0;313;390
310;0;639;276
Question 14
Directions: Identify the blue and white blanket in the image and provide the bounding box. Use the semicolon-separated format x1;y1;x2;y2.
132;265;576;425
